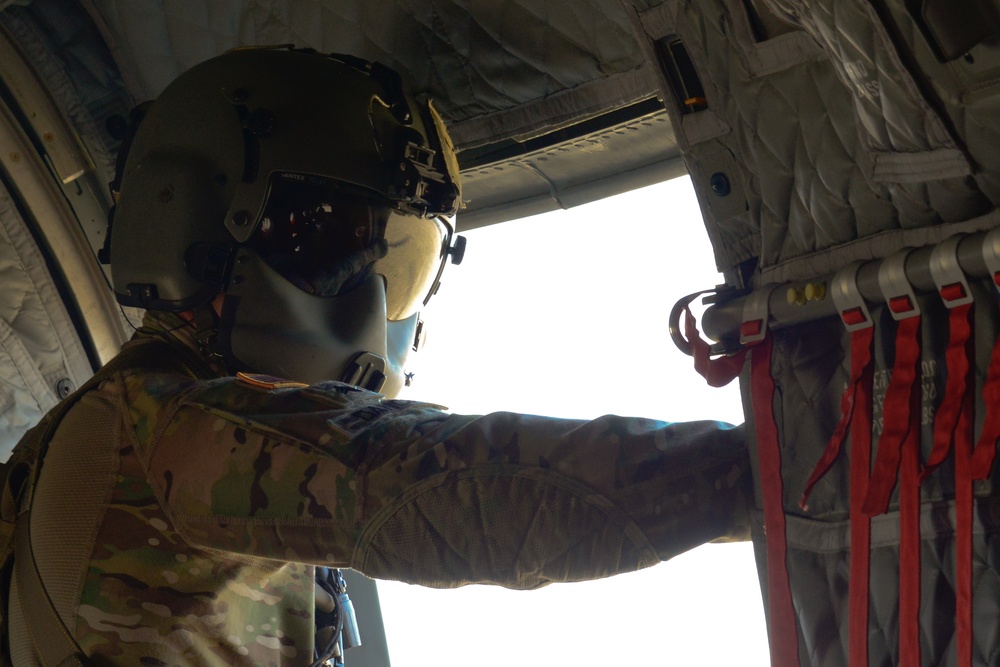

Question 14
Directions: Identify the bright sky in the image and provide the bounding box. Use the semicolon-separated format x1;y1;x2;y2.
380;176;770;666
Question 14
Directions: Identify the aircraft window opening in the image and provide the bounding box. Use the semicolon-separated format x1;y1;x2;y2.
379;177;767;667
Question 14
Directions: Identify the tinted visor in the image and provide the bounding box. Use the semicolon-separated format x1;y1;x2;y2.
250;173;386;281
250;172;451;320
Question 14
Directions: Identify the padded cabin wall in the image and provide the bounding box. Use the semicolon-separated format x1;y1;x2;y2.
629;0;756;282
751;3;1000;646
82;0;670;228
629;0;895;284
631;2;1000;664
684;0;1000;511
864;0;1000;203
629;0;1000;287
0;1;132;457
84;0;657;154
630;0;1000;519
0;179;91;459
763;0;993;225
1;0;133;196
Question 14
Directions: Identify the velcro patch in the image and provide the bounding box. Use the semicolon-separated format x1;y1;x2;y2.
236;372;308;390
326;400;419;438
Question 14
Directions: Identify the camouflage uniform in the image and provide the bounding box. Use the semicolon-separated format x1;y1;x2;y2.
9;311;750;665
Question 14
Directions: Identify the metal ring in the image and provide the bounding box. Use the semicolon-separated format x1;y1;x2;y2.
668;290;717;357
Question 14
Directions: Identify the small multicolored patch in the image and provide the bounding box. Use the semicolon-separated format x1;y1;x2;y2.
236;372;309;390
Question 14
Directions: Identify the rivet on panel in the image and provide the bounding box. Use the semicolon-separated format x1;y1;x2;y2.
710;172;731;197
56;378;74;398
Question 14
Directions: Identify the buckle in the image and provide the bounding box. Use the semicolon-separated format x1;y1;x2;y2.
929;234;972;308
878;249;920;320
740;286;774;345
831;261;873;331
341;352;388;392
983;227;1000;295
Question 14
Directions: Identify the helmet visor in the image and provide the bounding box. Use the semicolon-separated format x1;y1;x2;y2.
250;172;386;280
249;172;451;321
376;212;451;321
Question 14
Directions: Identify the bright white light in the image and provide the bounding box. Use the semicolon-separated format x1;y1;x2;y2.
382;176;769;667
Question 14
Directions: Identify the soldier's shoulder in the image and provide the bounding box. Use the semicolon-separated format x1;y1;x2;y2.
176;373;447;443
121;366;213;443
188;373;379;411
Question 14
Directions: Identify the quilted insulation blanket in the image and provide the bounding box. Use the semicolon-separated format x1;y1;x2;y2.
634;0;1000;665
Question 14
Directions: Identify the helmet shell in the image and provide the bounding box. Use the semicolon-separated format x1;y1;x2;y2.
108;48;462;394
111;47;458;311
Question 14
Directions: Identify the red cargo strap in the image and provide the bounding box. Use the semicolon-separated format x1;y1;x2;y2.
683;306;799;666
683;306;747;387
922;289;973;479
971;305;1000;479
921;286;974;667
751;335;801;667
973;246;1000;478
954;389;974;667
862;305;922;667
799;322;874;667
799;324;875;506
862;309;921;516
898;403;922;667
848;344;874;667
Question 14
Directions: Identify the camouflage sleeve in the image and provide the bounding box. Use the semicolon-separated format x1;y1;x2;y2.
138;377;750;590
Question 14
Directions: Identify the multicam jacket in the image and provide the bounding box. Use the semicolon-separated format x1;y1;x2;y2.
8;313;750;665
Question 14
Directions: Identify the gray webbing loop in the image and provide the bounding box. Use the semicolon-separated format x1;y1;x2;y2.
2;336;210;665
15;518;87;667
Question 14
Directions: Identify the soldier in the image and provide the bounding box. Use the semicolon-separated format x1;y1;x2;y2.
5;47;750;665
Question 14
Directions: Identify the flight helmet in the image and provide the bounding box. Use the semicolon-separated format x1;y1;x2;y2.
109;47;464;396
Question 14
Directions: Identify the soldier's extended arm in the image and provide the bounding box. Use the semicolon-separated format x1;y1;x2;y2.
133;374;750;589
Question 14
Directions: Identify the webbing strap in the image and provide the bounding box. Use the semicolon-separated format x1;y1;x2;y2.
954;391;974;667
750;335;800;667
14;518;85;666
862;313;921;516
848;349;874;667
899;416;921;667
685;303;799;666
862;312;922;667
922;298;973;478
958;301;1000;667
971;306;1000;478
799;326;875;507
821;262;878;667
799;324;875;667
683;307;746;387
921;293;975;667
6;336;210;665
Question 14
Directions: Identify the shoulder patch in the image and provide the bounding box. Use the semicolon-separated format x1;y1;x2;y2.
325;400;420;438
236;372;308;390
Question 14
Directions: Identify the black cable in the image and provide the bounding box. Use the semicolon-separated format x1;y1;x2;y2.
116;302;150;334
310;570;345;667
